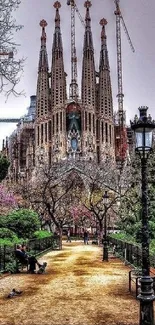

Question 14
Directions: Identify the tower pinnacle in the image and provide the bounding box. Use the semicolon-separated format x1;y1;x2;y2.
54;1;61;28
99;18;109;71
38;19;48;72
84;1;92;28
100;18;107;40
84;0;92;9
40;19;47;46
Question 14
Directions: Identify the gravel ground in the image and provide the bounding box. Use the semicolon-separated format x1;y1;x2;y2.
0;241;140;325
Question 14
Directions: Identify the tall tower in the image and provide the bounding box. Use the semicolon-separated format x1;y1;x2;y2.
35;20;50;165
98;19;115;162
51;1;67;162
81;1;96;161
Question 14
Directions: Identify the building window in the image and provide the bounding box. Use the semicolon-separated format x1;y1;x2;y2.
105;123;108;143
109;125;112;144
48;121;52;141
37;126;39;146
93;114;95;134
89;113;91;132
41;124;43;144
45;123;47;143
102;122;104;143
56;113;58;133
97;146;100;163
85;112;87;131
96;119;100;140
53;115;55;135
49;146;52;165
60;112;62;132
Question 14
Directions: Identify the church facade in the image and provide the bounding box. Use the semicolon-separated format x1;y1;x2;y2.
5;0;116;183
35;0;115;166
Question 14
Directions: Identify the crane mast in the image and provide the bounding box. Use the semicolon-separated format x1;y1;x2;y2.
67;0;85;102
114;0;135;126
67;0;79;102
114;0;124;126
114;0;135;165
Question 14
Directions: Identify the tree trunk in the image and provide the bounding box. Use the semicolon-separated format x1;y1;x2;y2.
98;220;103;246
59;228;63;250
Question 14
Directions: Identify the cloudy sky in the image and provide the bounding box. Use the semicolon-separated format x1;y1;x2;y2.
0;0;155;148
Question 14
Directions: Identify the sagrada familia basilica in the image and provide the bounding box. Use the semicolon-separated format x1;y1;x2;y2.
2;1;132;183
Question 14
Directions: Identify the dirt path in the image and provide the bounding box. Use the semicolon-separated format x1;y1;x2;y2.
0;242;140;325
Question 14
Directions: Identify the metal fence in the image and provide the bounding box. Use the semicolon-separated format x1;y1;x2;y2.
0;235;60;272
109;237;155;268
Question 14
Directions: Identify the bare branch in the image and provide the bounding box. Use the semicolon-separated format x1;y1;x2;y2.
0;0;25;96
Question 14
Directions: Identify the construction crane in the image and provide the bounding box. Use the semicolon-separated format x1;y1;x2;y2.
67;0;85;102
0;118;20;123
114;0;135;165
0;51;13;59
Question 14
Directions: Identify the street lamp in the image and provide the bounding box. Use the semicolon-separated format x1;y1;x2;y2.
131;106;155;325
103;190;109;262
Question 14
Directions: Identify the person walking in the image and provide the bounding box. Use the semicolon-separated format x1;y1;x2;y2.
84;230;88;245
66;229;71;242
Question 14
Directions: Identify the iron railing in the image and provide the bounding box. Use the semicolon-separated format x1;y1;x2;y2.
0;235;60;272
109;237;142;267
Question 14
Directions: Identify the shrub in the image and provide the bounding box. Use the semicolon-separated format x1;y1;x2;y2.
110;232;137;244
0;228;18;240
33;230;52;239
5;260;17;274
0;209;41;239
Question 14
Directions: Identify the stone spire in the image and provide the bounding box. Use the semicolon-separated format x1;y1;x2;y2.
50;2;67;162
81;0;96;109
81;1;96;161
36;20;50;120
51;1;67;109
35;20;50;165
98;18;113;118
98;19;115;161
38;20;49;73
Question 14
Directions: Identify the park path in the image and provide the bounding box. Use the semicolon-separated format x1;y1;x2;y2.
0;241;139;325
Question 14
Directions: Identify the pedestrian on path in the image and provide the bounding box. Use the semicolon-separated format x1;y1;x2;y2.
66;229;71;242
84;230;88;244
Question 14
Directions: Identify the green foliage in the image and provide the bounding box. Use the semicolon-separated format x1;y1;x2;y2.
0;236;24;246
150;239;155;254
0;228;18;240
110;232;137;244
0;239;15;246
33;230;52;239
110;233;155;255
0;155;10;182
0;209;40;239
118;152;155;241
5;260;17;274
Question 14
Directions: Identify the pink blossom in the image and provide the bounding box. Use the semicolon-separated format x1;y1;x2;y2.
0;185;17;207
70;205;94;222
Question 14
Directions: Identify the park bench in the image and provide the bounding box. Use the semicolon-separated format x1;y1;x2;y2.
14;251;29;273
129;268;155;298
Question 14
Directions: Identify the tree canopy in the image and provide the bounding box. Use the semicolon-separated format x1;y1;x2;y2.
117;151;155;241
0;209;40;239
0;0;24;96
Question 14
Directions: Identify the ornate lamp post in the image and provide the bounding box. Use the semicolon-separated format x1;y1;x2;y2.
103;190;109;262
131;106;155;325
